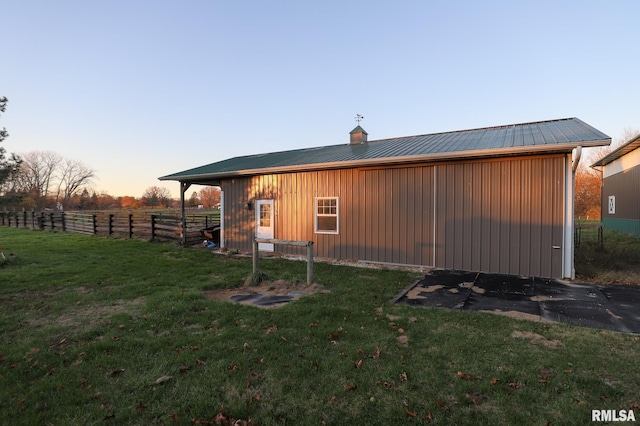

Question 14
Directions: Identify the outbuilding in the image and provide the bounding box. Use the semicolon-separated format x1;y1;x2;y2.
160;118;610;279
592;133;640;236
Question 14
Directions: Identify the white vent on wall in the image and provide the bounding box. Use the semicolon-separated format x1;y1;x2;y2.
608;195;616;214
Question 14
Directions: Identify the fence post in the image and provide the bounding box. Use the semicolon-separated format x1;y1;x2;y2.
50;212;55;230
92;214;98;235
252;239;259;275
307;242;314;285
22;209;27;228
14;212;19;228
151;214;156;241
108;214;114;235
61;212;66;232
128;214;133;238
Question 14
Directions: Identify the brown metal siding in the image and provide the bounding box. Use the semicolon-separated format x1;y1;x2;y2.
434;155;564;277
602;165;640;220
220;154;565;277
220;166;436;266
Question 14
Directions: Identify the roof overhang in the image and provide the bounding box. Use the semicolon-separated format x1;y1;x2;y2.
592;134;640;167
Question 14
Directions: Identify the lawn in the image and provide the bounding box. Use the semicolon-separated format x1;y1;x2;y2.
0;227;639;425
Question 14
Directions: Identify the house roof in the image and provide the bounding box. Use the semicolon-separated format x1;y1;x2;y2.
160;117;610;184
591;133;640;167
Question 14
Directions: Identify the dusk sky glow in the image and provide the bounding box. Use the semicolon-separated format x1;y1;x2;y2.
3;1;639;197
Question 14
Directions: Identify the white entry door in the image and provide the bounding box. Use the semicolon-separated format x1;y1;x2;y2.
255;199;274;252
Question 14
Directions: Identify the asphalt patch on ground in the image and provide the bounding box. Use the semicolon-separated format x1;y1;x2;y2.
395;269;640;333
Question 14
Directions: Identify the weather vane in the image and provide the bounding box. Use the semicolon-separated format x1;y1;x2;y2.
355;114;364;125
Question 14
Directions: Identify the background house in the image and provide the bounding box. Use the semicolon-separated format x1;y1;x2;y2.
592;133;640;236
160;118;610;279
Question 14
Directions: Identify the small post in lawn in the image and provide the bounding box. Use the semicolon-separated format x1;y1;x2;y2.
307;242;314;285
254;238;315;285
252;238;259;275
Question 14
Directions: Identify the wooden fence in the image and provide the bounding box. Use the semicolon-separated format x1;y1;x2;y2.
0;209;220;245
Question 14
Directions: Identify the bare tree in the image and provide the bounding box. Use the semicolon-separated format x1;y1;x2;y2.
587;127;640;166
17;151;62;200
198;186;221;208
141;186;173;208
56;158;95;207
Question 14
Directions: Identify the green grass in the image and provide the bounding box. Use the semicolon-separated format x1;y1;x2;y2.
1;228;639;425
575;221;640;284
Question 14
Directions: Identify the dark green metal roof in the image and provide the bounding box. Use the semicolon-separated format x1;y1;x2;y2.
160;117;610;184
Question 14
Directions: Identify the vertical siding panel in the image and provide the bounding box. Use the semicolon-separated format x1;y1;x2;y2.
552;158;565;278
381;170;391;262
434;165;444;268
540;159;553;277
489;163;501;273
470;163;481;271
425;166;435;267
370;170;380;261
519;160;532;276
393;168;402;264
509;161;521;275
462;163;472;270
409;167;420;265
529;159;540;274
357;170;366;262
499;162;511;274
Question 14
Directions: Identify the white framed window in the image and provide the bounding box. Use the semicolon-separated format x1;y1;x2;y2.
608;195;616;214
315;197;339;234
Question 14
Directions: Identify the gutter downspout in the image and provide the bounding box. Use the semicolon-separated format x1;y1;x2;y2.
563;146;582;279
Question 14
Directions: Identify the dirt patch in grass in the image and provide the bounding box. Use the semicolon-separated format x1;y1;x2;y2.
28;298;146;329
511;330;564;348
203;279;329;308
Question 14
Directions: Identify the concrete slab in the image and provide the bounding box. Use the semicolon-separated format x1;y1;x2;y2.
396;269;640;333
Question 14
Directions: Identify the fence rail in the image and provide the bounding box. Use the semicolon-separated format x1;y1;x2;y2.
0;209;220;245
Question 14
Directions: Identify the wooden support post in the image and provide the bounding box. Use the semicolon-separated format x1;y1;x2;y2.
151;214;156;241
61;212;66;232
180;181;192;246
22;209;27;228
50;212;55;230
108;214;114;235
307;242;314;285
92;214;98;235
128;213;133;238
252;239;259;275
254;238;315;284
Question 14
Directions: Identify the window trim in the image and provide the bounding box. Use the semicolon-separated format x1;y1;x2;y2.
314;196;339;234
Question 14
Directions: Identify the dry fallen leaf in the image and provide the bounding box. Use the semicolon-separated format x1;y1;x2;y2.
372;347;381;359
456;371;471;380
108;368;125;377
154;375;172;385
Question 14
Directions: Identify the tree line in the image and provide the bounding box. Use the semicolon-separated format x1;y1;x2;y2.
0;97;220;211
1;95;635;217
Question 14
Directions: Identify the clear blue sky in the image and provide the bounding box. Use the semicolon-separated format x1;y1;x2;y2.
3;1;639;198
